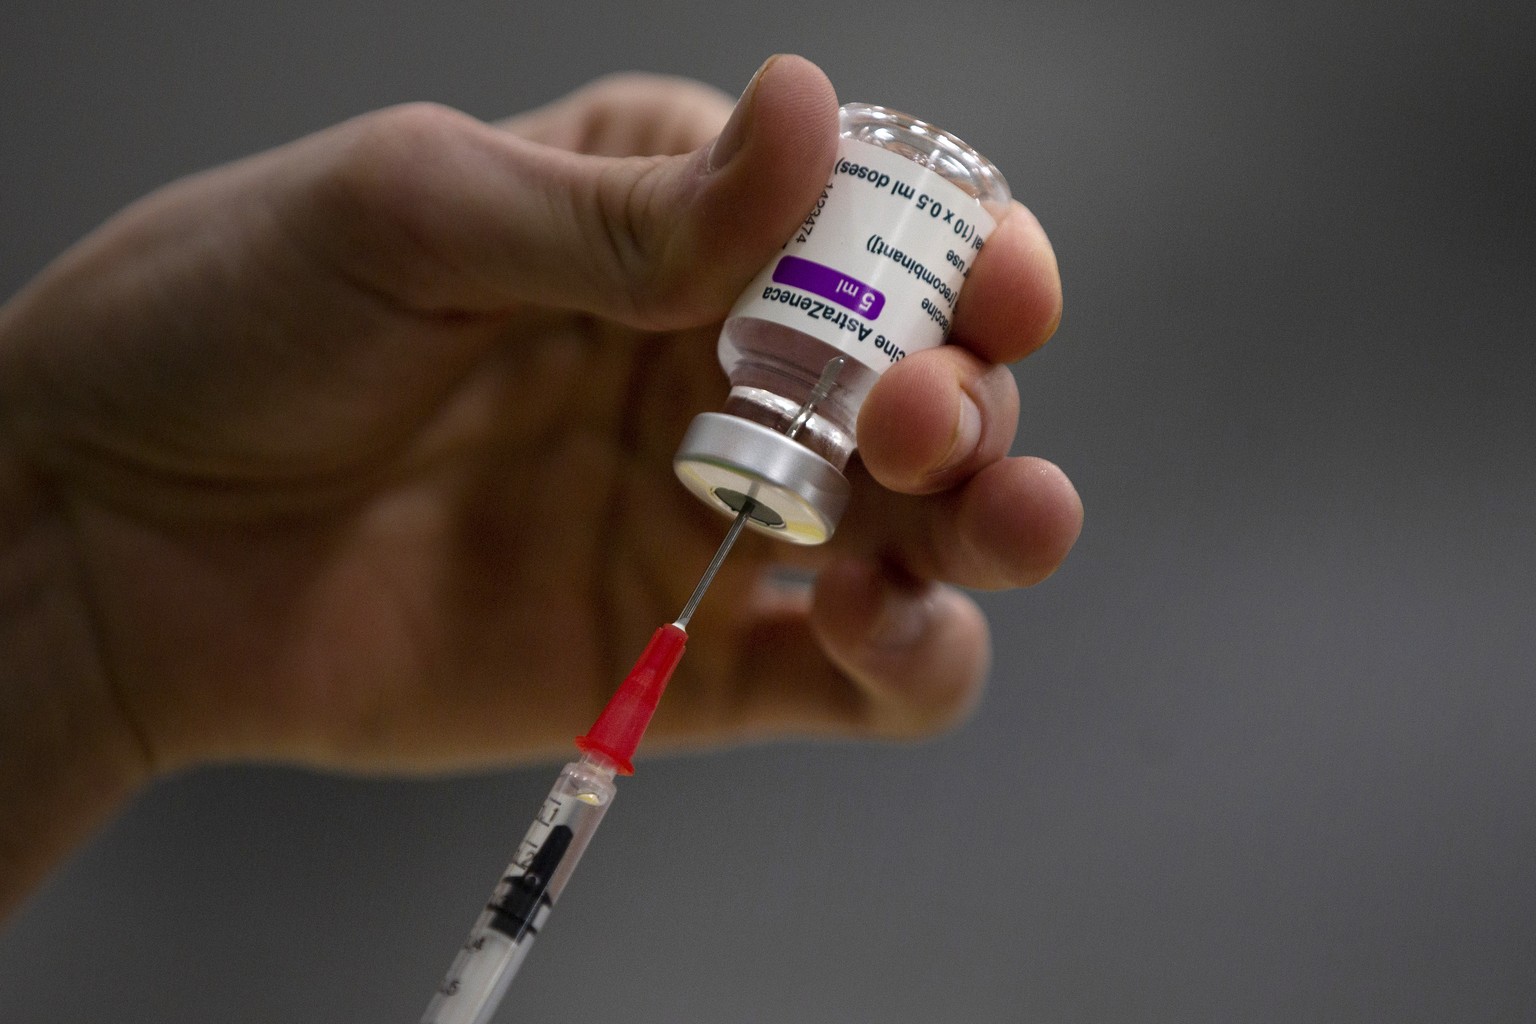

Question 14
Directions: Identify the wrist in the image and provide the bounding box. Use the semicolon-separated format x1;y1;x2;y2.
0;443;151;920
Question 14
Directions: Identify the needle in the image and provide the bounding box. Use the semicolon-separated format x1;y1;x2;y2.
674;495;755;630
419;355;850;1024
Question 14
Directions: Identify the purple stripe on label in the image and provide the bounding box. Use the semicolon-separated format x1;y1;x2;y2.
771;255;885;319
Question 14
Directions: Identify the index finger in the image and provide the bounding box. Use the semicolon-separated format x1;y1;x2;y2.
497;73;733;156
948;202;1063;364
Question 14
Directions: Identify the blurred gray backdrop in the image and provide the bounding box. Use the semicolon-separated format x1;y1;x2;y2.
3;1;1534;1021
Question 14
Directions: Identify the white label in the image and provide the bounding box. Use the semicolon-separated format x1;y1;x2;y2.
728;138;998;373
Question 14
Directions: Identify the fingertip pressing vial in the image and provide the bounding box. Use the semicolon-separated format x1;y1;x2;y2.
673;102;1012;544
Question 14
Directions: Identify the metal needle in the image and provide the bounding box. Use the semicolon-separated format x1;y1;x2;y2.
673;495;756;631
673;355;846;630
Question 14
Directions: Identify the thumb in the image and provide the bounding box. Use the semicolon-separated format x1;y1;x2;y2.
297;55;840;326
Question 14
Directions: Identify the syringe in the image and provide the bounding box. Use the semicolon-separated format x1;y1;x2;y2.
419;504;754;1024
420;356;846;1024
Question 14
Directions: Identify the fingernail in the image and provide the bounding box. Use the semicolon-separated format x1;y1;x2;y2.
935;392;982;475
869;584;936;652
708;55;778;172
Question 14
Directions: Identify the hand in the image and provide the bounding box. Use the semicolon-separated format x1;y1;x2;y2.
0;54;1078;891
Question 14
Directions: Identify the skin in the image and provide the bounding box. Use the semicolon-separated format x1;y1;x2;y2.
0;55;1080;918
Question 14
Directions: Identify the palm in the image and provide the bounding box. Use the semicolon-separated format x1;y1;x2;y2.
26;82;815;772
78;244;815;777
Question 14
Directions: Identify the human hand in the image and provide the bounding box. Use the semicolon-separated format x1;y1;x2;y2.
0;56;1078;789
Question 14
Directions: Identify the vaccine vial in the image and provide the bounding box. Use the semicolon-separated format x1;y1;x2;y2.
673;102;1012;544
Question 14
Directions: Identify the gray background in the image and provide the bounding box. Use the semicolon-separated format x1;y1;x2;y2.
3;1;1534;1021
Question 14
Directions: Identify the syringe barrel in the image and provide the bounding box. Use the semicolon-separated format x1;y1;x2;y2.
421;755;618;1024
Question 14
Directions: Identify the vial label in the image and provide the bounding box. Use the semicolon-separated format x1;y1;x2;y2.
728;138;998;373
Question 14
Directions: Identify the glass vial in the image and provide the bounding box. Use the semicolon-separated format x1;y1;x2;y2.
673;102;1012;544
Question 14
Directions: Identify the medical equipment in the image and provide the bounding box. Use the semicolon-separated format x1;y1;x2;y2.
674;102;1010;544
421;100;1008;1023
419;365;832;1023
418;502;741;1024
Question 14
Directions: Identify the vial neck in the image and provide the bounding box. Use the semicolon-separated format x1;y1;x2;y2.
722;386;854;472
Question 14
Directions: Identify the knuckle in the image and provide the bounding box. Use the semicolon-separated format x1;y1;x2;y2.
326;103;475;213
548;74;731;158
585;73;732;122
585;157;663;320
584;156;716;327
303;103;483;302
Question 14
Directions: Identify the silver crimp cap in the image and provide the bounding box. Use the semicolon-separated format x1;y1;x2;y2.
673;413;851;545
